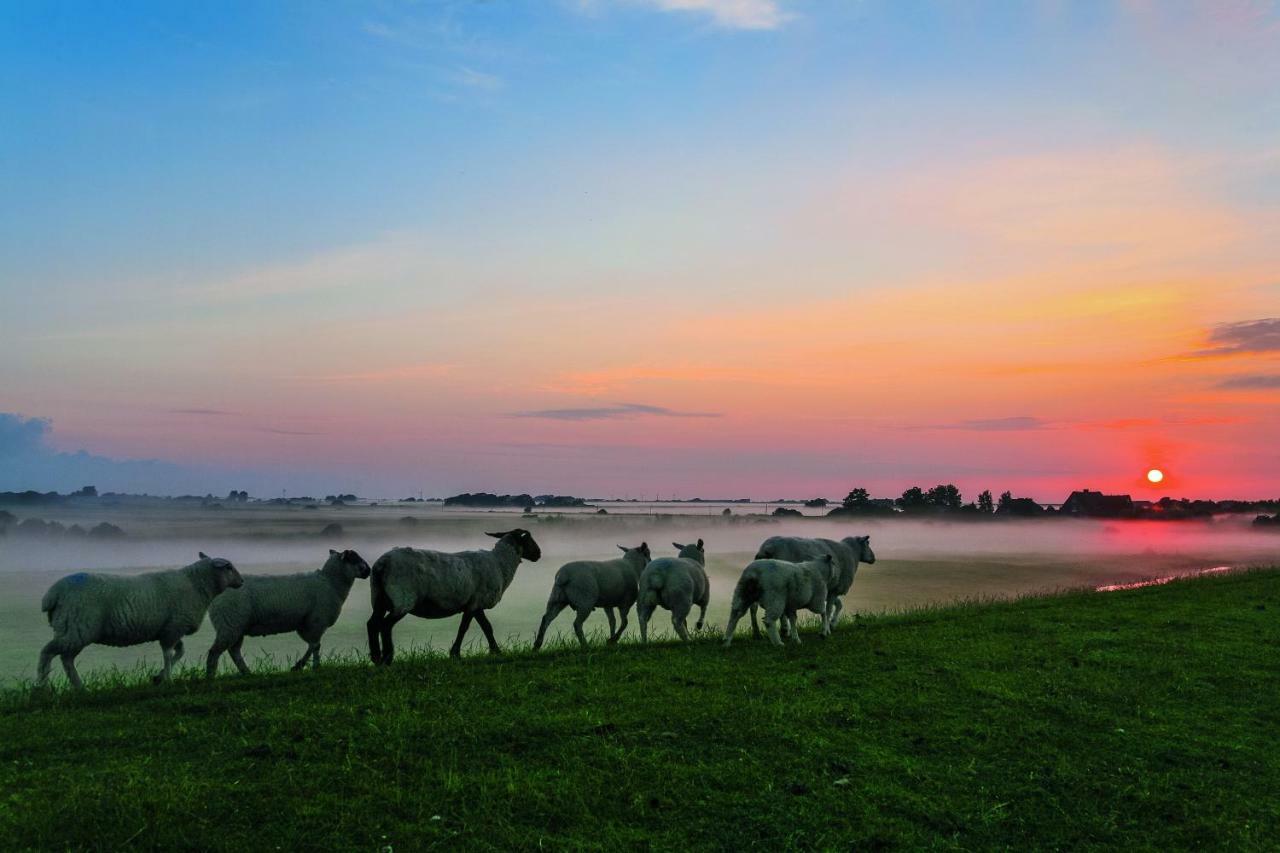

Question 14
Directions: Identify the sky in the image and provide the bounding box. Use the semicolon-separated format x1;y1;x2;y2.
1;0;1278;501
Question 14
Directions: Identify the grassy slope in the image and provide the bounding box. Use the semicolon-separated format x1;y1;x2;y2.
1;571;1277;851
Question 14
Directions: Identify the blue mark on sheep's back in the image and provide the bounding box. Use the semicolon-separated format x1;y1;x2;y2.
67;572;89;586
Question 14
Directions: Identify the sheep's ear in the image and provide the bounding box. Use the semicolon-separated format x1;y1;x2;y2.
672;542;684;550
485;531;505;539
199;551;209;560
697;538;704;549
329;549;338;556
618;545;628;553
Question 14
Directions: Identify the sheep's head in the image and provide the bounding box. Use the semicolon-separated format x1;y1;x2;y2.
672;538;706;564
329;548;372;579
199;552;244;589
487;529;542;562
617;542;651;563
845;535;875;564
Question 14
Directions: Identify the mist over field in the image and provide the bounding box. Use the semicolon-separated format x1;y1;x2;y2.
3;502;1275;685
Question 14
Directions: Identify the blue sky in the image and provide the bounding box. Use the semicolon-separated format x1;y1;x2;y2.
2;1;1278;498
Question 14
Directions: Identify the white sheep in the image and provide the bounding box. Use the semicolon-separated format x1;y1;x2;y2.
37;552;243;688
366;529;542;664
722;555;834;647
754;535;876;630
532;542;651;650
205;549;372;677
636;539;709;643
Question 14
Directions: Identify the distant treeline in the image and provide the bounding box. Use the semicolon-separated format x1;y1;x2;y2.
822;486;1280;521
442;493;590;509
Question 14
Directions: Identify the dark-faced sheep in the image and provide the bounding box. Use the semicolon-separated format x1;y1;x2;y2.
366;529;542;664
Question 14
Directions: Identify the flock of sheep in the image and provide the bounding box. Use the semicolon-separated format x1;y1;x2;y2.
34;529;876;688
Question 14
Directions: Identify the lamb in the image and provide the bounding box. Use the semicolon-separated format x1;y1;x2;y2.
532;542;651;650
722;555;834;647
636;540;710;643
366;529;542;664
205;549;371;677
754;534;876;629
37;553;243;688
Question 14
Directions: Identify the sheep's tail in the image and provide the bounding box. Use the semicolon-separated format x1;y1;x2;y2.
639;570;664;608
41;584;61;624
732;573;761;611
369;554;392;610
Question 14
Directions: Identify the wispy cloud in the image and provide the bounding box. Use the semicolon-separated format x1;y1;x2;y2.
929;416;1048;432
509;402;721;421
1216;374;1280;390
251;427;322;437
1191;318;1280;357
170;408;235;416
449;66;503;92
621;0;790;30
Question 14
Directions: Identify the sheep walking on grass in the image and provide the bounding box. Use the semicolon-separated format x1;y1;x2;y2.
533;542;651;650
205;549;371;677
636;540;709;643
37;553;243;688
753;535;876;632
366;529;542;664
723;556;834;647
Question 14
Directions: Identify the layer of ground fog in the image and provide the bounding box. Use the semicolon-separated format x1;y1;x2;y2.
1;569;1277;849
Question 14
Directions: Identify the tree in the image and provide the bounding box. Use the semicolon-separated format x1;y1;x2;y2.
897;486;928;512
998;491;1014;512
977;489;994;514
925;484;963;511
843;488;872;510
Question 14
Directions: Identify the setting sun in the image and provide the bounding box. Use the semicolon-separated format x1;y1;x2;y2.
1147;468;1165;484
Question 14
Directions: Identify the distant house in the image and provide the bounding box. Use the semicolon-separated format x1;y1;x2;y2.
1061;490;1134;518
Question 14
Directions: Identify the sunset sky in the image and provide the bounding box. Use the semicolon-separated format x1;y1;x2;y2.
2;1;1278;500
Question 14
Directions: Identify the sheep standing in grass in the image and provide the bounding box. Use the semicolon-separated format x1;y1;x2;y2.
754;535;876;631
366;529;542;664
723;555;834;647
37;553;243;688
205;549;371;677
636;540;709;643
533;542;651;650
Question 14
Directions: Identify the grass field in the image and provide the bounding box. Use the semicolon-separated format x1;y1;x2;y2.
1;569;1277;850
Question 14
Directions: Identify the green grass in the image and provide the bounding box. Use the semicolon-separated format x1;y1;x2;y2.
2;570;1277;851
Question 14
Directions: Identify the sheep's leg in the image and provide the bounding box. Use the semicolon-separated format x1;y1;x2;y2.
764;613;784;647
787;613;802;645
610;604;630;643
449;611;476;658
171;640;185;667
154;642;176;684
473;610;501;655
533;601;568;651
205;637;230;678
637;605;652;643
37;638;67;687
695;601;707;632
604;608;617;639
293;641;320;671
366;611;384;663
60;651;84;689
572;609;591;648
673;613;690;642
749;604;761;639
380;613;406;665
828;596;844;628
229;638;251;675
723;605;745;647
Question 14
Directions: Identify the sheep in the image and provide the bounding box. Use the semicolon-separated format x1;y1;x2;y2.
205;549;372;678
753;535;876;631
636;539;709;643
366;529;542;664
722;555;834;647
37;552;243;688
532;542;651;650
